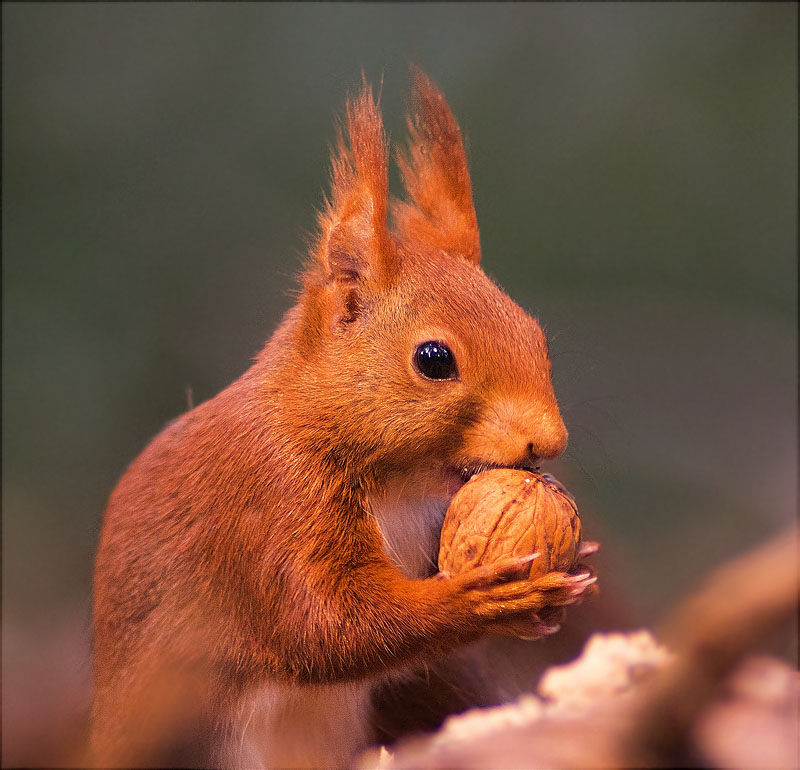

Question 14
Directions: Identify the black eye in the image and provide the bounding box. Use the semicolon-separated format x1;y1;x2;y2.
414;341;458;380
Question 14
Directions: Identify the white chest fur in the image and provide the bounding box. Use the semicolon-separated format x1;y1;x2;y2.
368;478;451;579
223;680;373;769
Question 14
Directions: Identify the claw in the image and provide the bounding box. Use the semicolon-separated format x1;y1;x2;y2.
531;613;562;635
566;570;592;583
568;574;597;596
514;613;562;641
503;552;541;581
578;541;600;558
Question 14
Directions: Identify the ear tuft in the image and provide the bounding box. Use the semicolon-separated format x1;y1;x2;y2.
393;68;481;265
311;78;395;287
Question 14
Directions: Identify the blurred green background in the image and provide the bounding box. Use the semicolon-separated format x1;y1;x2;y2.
2;2;796;764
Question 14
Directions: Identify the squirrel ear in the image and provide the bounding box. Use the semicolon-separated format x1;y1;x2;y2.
313;81;395;288
393;69;481;265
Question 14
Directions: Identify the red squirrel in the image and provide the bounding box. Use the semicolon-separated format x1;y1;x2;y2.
91;71;596;769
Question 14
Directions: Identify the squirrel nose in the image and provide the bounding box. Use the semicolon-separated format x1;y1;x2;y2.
526;418;568;461
461;399;568;468
524;444;544;470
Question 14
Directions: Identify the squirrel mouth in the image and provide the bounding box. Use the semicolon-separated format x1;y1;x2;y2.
453;460;542;485
440;460;544;502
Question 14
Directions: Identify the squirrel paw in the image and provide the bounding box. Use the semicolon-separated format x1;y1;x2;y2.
448;555;597;630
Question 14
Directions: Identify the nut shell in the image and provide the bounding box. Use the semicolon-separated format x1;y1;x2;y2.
439;469;582;619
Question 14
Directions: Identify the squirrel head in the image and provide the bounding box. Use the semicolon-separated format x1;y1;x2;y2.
279;71;567;489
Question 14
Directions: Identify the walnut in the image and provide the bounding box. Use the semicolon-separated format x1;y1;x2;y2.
439;469;585;637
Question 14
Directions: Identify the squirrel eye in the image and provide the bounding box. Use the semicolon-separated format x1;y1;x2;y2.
414;341;458;381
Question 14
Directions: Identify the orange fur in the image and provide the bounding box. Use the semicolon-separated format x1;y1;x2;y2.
394;68;481;264
91;72;584;769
